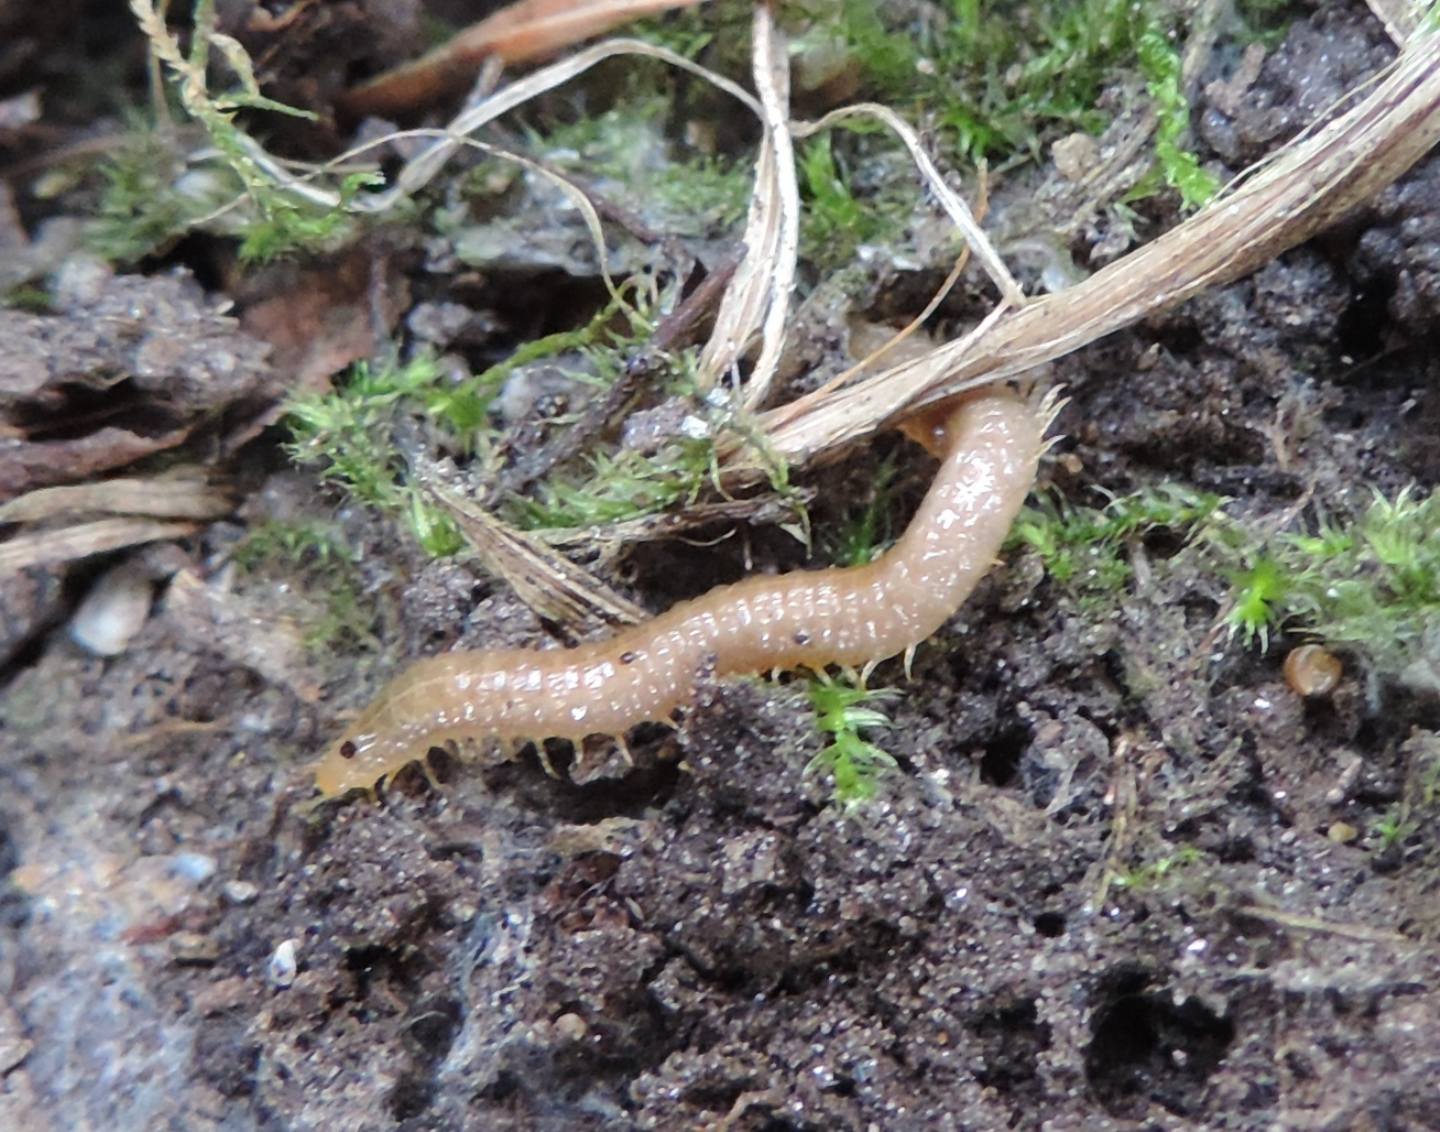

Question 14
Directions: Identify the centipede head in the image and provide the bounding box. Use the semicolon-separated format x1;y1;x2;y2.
310;725;418;799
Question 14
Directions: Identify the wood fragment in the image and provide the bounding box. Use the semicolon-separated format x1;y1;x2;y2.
0;472;232;524
0;518;199;577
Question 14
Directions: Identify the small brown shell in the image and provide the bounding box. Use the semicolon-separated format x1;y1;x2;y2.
1284;644;1342;698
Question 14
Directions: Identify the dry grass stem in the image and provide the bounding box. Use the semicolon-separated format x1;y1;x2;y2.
360;39;761;213
741;30;1440;477
532;489;813;552
698;0;800;410
429;486;648;630
792;104;1023;306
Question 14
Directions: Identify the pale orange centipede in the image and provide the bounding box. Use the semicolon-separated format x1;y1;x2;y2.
309;389;1052;798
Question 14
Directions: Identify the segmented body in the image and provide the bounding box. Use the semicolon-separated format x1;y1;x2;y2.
311;390;1048;797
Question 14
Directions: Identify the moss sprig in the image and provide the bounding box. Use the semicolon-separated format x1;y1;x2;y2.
806;673;899;807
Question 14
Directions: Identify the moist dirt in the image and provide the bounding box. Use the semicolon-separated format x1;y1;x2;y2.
1;3;1438;1130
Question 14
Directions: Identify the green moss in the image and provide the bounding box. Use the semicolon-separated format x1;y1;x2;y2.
2;286;55;313
469;289;658;409
231;520;375;650
103;1;373;265
231;519;353;570
1226;488;1440;686
87;130;201;263
284;355;470;557
828;0;924;93
1017;479;1440;694
806;673;899;807
798;132;915;270
1226;553;1288;649
1110;845;1204;891
813;0;1218;212
284;288;705;549
818;0;1152;162
1136;28;1219;209
1011;484;1224;602
524;96;750;236
935;0;1145;161
234;171;378;265
511;434;718;530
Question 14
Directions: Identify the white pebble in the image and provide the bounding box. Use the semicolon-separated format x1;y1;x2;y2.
69;560;154;656
269;938;299;988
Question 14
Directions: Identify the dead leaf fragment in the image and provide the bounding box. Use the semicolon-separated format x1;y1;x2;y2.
341;0;708;116
0;426;194;502
430;485;646;630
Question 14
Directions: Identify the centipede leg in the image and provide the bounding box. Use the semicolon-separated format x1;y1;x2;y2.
418;753;445;792
536;743;563;779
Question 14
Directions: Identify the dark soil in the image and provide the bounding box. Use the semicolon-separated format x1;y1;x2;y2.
2;4;1438;1131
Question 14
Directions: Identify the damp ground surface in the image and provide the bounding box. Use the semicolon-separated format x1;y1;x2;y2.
2;3;1439;1130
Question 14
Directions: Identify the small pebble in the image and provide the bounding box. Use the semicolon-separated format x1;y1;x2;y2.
1327;821;1359;844
269;938;299;988
169;853;218;884
170;931;220;965
69;560;154;656
222;880;259;906
552;1013;588;1043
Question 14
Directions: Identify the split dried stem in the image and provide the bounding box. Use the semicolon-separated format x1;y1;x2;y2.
739;30;1440;479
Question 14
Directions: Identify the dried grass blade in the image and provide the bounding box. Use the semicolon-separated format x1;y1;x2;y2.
793;104;1024;306
429;486;647;629
735;0;800;412
361;39;761;212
